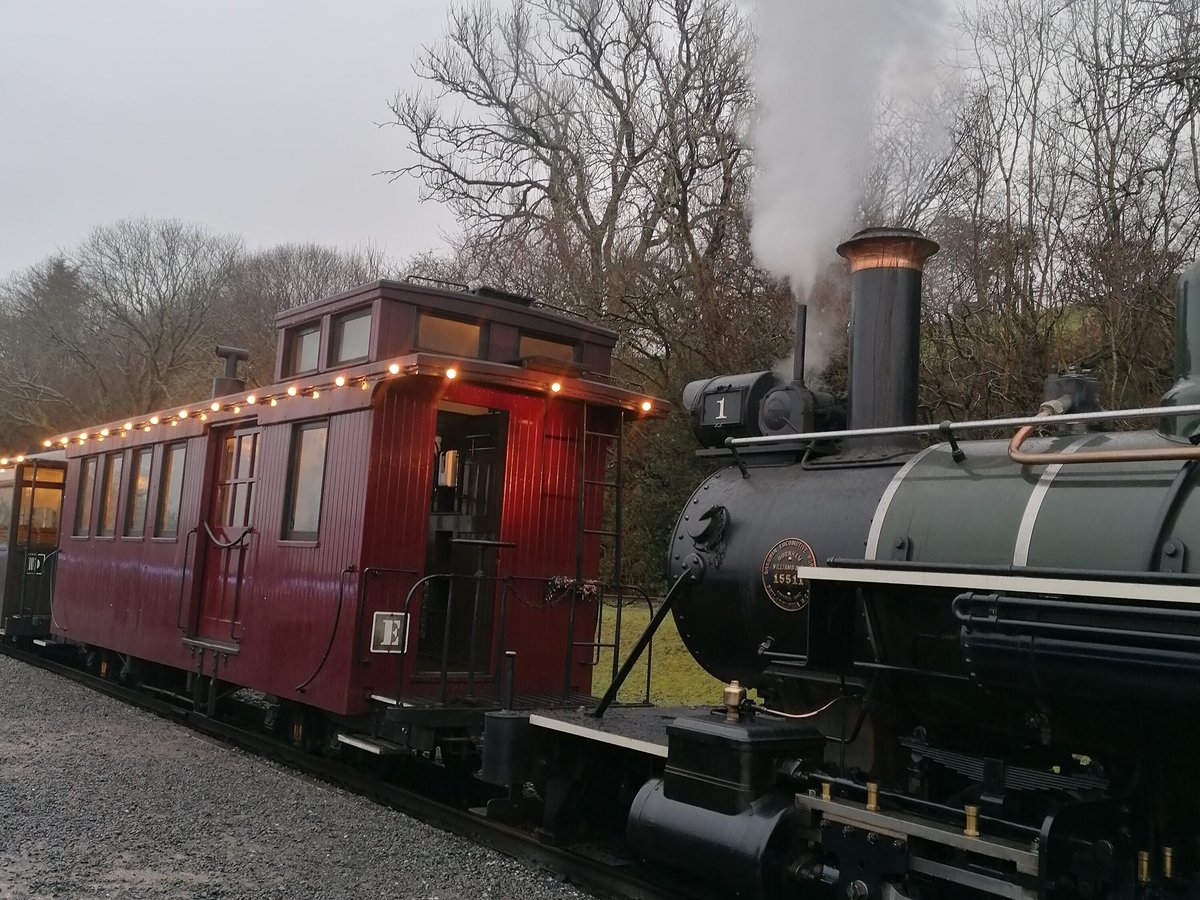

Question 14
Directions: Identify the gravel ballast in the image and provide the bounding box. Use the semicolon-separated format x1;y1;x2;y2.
0;654;590;899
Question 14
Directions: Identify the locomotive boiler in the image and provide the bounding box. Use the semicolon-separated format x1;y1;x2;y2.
628;229;1200;899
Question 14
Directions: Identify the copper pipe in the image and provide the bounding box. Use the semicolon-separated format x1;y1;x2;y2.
1009;410;1200;466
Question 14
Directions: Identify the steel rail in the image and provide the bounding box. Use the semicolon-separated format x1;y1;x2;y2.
0;642;686;900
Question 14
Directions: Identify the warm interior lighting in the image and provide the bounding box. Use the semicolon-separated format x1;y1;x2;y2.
246;394;257;405
388;363;400;375
550;382;562;393
641;401;653;412
287;386;298;397
334;375;346;387
446;368;457;380
211;401;221;411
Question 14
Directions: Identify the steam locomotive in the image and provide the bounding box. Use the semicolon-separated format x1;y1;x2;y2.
617;228;1200;899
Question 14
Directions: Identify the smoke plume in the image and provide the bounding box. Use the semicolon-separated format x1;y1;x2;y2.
751;0;947;378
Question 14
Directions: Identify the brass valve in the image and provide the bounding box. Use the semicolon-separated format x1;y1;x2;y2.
723;680;746;722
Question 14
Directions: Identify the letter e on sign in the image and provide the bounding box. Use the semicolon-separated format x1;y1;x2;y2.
371;612;409;654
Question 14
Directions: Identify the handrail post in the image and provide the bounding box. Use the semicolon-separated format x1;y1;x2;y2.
439;578;455;707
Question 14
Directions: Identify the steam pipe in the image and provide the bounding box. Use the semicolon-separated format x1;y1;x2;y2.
1008;407;1200;466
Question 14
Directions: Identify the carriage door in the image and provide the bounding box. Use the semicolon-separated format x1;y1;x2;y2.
197;425;259;643
418;402;509;674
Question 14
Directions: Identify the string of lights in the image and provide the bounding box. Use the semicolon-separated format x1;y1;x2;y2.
0;358;655;472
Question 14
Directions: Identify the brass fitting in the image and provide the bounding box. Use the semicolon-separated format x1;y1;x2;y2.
1163;846;1174;880
1138;850;1150;885
821;781;832;802
723;680;746;722
964;805;980;838
866;782;879;812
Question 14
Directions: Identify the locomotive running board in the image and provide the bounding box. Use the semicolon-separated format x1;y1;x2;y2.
796;566;1200;605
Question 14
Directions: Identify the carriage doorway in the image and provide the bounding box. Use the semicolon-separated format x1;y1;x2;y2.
196;424;259;643
417;402;509;674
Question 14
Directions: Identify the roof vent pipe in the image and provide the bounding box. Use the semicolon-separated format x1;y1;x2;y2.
212;345;249;399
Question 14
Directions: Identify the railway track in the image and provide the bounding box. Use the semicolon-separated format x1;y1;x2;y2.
0;642;685;900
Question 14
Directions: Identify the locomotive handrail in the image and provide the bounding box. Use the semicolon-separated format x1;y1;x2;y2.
1009;407;1200;465
723;402;1200;448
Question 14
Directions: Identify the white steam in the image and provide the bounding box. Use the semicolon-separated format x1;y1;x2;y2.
751;0;948;378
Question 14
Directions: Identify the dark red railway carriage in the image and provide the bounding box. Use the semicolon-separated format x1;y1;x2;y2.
49;279;662;747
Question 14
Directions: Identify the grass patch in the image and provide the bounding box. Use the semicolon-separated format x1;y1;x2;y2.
590;602;726;707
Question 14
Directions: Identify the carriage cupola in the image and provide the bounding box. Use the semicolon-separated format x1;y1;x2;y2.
273;279;618;384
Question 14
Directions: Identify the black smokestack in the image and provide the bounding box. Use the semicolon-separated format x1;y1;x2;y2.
792;304;808;384
836;227;939;440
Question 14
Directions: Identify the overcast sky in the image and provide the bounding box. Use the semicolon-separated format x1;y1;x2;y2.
0;0;459;276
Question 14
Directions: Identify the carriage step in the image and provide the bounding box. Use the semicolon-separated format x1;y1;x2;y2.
337;733;403;755
370;694;413;707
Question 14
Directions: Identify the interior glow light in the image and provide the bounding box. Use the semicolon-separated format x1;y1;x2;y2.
179;409;189;419
334;375;346;387
446;368;457;380
287;386;298;397
388;363;400;375
641;401;653;412
550;382;562;393
149;416;159;425
246;394;257;405
211;401;221;412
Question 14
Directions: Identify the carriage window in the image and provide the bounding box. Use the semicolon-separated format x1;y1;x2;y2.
97;452;123;537
286;325;321;375
416;313;481;358
331;308;372;364
155;443;187;538
73;457;97;537
19;466;64;546
282;421;328;541
123;448;153;537
519;334;578;363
